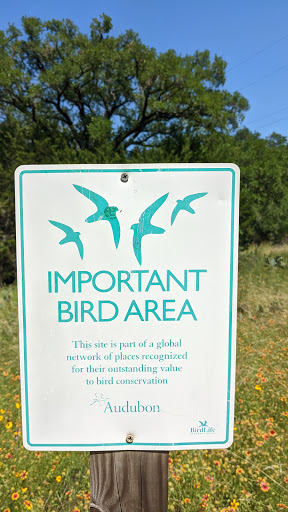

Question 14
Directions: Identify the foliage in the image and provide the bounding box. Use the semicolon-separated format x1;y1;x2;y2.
140;128;288;248
0;245;287;510
0;15;247;153
0;15;288;284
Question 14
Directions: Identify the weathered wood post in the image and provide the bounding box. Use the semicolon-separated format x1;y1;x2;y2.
90;451;169;512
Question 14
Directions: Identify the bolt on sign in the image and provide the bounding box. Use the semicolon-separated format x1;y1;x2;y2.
15;164;240;451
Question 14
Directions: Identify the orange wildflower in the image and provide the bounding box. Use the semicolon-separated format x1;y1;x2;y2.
260;480;269;492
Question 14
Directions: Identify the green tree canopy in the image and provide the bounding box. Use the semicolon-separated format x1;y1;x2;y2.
0;14;287;285
0;14;248;157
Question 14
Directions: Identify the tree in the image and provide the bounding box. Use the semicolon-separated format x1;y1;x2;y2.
0;14;248;157
2;15;287;284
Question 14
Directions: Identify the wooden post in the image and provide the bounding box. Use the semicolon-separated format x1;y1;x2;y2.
90;451;169;512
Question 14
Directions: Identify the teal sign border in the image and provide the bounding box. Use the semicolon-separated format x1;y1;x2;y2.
19;167;236;448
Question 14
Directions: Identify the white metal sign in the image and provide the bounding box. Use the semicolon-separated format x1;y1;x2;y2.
15;164;239;451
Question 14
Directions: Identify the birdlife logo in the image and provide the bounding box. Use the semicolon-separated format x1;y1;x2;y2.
190;420;216;434
48;185;208;264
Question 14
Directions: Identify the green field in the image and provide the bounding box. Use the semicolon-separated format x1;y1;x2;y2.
0;245;287;511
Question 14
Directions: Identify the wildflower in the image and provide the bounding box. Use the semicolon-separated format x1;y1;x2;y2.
260;480;269;492
214;460;220;466
16;403;21;409
269;430;276;436
4;509;11;512
255;385;262;391
20;470;28;480
284;477;288;484
0;416;3;421
22;487;28;492
11;492;20;500
56;475;62;482
263;433;270;440
245;450;251;456
277;505;288;509
0;409;5;413
24;501;33;510
184;498;191;503
231;499;239;510
175;475;181;481
282;412;288;417
281;397;286;402
5;422;12;429
236;467;244;475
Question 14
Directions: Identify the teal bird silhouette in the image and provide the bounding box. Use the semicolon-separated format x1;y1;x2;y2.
171;193;208;225
49;220;84;259
199;420;208;427
131;193;169;265
73;185;120;248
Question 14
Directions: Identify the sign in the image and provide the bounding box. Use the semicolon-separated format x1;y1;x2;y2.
15;164;239;451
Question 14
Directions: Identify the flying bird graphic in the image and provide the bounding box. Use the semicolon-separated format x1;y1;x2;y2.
73;185;120;248
171;192;208;225
131;192;169;265
48;220;84;259
199;420;208;427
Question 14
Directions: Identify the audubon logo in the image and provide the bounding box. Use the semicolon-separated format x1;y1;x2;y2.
190;420;215;434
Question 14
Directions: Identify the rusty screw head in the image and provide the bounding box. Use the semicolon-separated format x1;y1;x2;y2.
121;172;129;183
126;434;134;444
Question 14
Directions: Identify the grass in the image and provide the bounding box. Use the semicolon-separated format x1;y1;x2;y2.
0;244;287;511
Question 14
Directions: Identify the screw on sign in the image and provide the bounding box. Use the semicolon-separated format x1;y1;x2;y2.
14;164;240;512
121;172;129;182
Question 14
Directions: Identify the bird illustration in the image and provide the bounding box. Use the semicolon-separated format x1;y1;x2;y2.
199;420;208;427
171;192;208;225
131;192;169;265
48;220;84;259
73;185;120;248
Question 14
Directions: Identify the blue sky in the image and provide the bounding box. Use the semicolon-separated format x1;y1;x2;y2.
1;0;288;139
